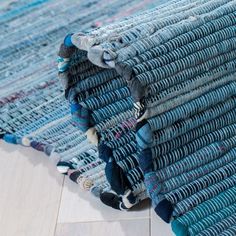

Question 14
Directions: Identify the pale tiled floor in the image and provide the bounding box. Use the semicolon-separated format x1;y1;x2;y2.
0;140;173;236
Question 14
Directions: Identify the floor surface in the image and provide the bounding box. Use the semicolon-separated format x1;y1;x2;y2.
0;140;173;236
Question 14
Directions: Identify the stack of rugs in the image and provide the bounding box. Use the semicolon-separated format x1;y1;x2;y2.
1;0;236;235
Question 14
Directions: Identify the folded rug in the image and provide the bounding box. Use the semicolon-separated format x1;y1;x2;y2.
57;0;236;235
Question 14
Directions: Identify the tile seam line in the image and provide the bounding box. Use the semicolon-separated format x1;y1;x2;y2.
53;175;65;236
57;216;151;225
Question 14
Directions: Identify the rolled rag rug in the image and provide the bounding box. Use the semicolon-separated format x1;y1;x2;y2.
58;0;236;234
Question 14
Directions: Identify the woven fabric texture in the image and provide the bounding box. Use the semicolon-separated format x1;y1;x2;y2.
0;0;162;214
57;0;236;235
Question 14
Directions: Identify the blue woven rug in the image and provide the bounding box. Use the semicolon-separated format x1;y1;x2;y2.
0;0;160;206
1;0;236;235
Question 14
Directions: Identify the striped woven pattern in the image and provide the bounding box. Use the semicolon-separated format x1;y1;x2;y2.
1;0;236;235
0;0;161;213
57;0;236;235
